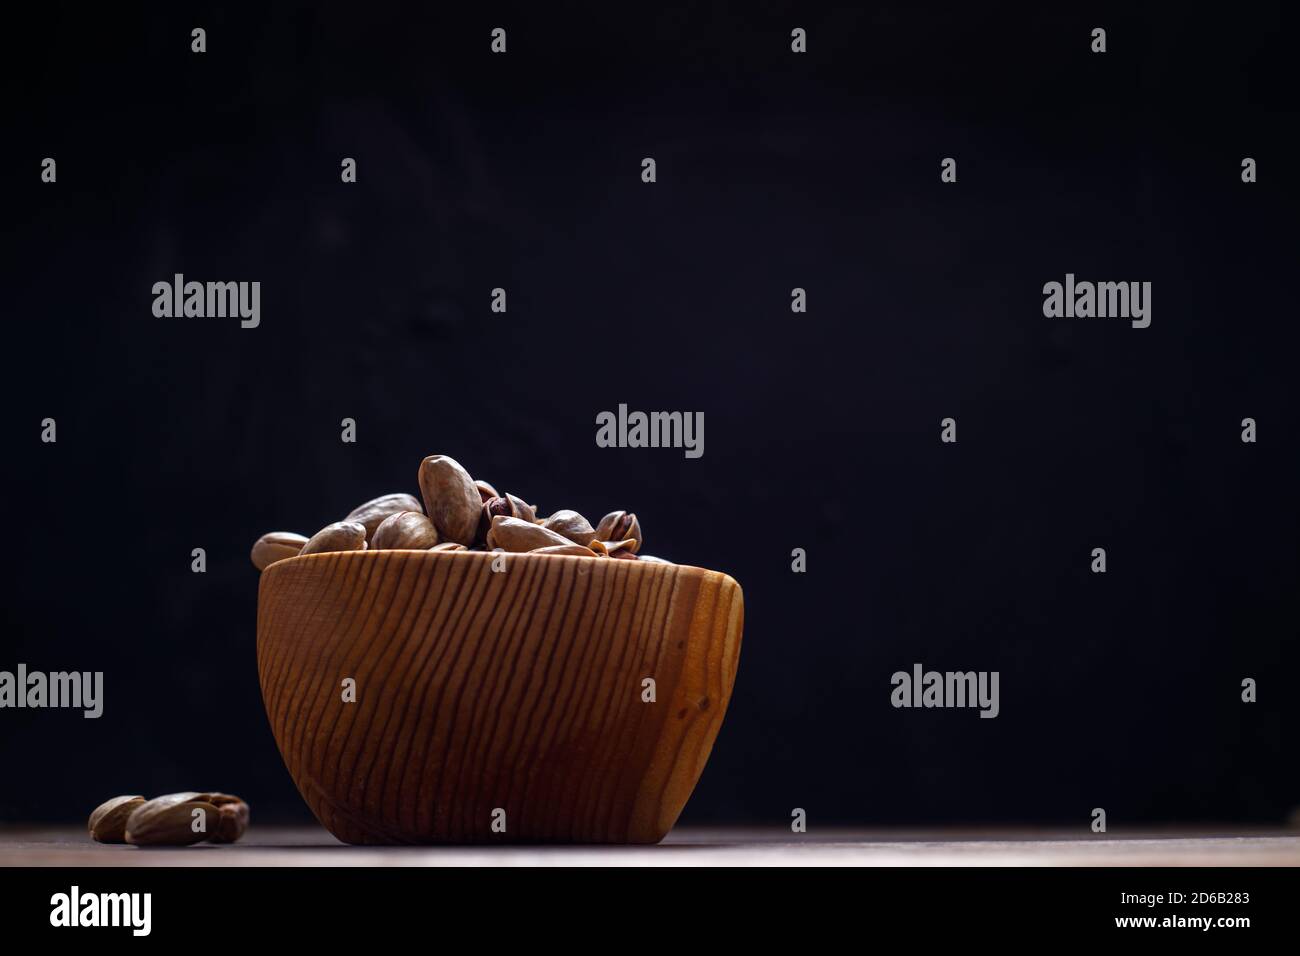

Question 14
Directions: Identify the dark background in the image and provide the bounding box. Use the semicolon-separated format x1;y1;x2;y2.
2;2;1296;827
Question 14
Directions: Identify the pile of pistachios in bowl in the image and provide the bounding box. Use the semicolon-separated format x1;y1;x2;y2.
250;454;668;571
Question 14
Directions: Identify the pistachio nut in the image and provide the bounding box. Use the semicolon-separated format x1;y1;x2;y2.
207;793;250;844
541;510;596;546
474;479;500;503
530;543;598;557
88;795;145;844
371;511;439;550
418;455;482;545
487;515;573;553
124;792;220;846
479;494;538;543
483;496;511;521
602;538;639;559
299;520;368;557
594;511;642;552
505;494;537;523
429;542;467;552
345;493;424;541
250;531;309;571
483;494;536;522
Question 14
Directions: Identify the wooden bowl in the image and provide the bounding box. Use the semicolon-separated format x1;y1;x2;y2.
256;549;743;844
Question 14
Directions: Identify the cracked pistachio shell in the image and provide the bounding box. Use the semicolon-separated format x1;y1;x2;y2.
504;494;537;523
589;538;637;558
479;494;538;543
482;494;537;523
594;511;642;552
479;496;510;543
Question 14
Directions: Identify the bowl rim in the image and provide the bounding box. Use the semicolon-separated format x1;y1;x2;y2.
263;547;727;580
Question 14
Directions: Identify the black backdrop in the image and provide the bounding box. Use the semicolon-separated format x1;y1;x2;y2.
3;2;1296;827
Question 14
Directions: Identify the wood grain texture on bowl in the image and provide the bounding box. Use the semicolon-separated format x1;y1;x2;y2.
256;550;743;844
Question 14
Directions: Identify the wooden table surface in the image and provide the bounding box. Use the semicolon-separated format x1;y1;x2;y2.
2;825;1297;866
